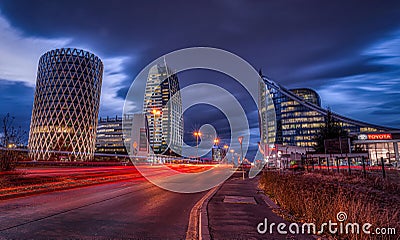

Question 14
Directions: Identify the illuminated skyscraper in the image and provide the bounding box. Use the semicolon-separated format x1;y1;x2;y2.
258;78;276;153
143;61;183;155
260;75;394;150
28;48;103;161
275;88;324;148
95;115;133;155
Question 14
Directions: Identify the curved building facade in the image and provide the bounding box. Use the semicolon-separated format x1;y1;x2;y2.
275;88;325;148
260;75;396;150
143;61;183;156
29;48;103;161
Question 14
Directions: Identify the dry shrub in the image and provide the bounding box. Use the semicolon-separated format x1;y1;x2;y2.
259;171;400;239
0;149;17;171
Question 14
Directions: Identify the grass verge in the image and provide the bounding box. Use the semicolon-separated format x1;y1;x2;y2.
259;170;400;239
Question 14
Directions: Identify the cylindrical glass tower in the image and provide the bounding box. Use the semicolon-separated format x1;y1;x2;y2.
28;48;103;161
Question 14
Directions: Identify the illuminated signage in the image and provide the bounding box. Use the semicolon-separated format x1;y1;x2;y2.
367;133;392;140
358;134;368;140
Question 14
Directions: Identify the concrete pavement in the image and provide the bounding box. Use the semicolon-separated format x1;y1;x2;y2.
206;172;315;240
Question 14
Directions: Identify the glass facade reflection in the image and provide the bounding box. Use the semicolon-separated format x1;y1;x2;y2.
95;115;133;154
268;88;325;148
354;140;400;165
261;76;396;151
143;62;183;155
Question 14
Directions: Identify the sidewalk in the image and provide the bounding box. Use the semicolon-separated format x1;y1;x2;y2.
206;172;315;240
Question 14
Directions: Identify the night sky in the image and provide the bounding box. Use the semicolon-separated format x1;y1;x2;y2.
1;0;400;155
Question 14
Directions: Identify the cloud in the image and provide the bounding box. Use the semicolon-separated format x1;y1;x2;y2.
316;29;400;128
99;56;131;116
0;12;131;117
366;30;400;64
0;13;70;86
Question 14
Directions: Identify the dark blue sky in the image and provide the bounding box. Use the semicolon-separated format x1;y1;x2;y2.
1;0;400;151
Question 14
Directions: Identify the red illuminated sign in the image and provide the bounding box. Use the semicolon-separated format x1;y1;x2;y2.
367;133;392;140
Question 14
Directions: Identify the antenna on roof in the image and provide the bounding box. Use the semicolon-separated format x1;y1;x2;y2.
163;55;170;77
258;68;263;77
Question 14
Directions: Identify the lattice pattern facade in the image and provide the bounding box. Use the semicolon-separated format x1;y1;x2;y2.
29;48;103;161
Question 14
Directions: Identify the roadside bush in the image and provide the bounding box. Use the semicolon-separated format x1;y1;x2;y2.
259;171;400;239
0;149;17;171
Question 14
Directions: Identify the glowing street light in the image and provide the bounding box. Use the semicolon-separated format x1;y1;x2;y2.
193;131;202;160
213;138;219;146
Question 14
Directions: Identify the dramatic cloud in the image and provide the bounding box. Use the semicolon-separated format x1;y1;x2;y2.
0;12;70;86
1;0;400;155
317;29;400;127
0;11;132;123
100;56;131;116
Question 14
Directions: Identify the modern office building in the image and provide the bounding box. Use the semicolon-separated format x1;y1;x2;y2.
95;115;133;155
270;87;325;148
143;60;183;155
28;48;103;161
211;145;228;162
128;113;149;157
259;75;396;151
258;78;277;152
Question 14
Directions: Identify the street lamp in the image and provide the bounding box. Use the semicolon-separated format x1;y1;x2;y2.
238;136;244;165
151;109;161;164
193;131;202;161
213;138;219;146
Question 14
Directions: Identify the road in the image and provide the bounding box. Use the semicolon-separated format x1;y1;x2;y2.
0;167;218;239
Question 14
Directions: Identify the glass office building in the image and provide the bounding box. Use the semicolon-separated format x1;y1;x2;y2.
95;115;133;155
143;61;183;155
274;88;324;148
260;76;395;151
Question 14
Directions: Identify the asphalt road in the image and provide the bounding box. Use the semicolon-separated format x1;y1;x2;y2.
0;175;208;239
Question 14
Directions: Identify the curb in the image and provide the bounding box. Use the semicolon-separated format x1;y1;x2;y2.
258;190;280;209
186;184;222;240
257;188;328;240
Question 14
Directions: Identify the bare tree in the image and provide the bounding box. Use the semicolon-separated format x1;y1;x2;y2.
1;113;27;171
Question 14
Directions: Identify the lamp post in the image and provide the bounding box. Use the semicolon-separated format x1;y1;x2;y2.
193;131;202;161
151;109;161;164
238;136;244;180
238;136;244;165
213;138;219;146
230;149;235;166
